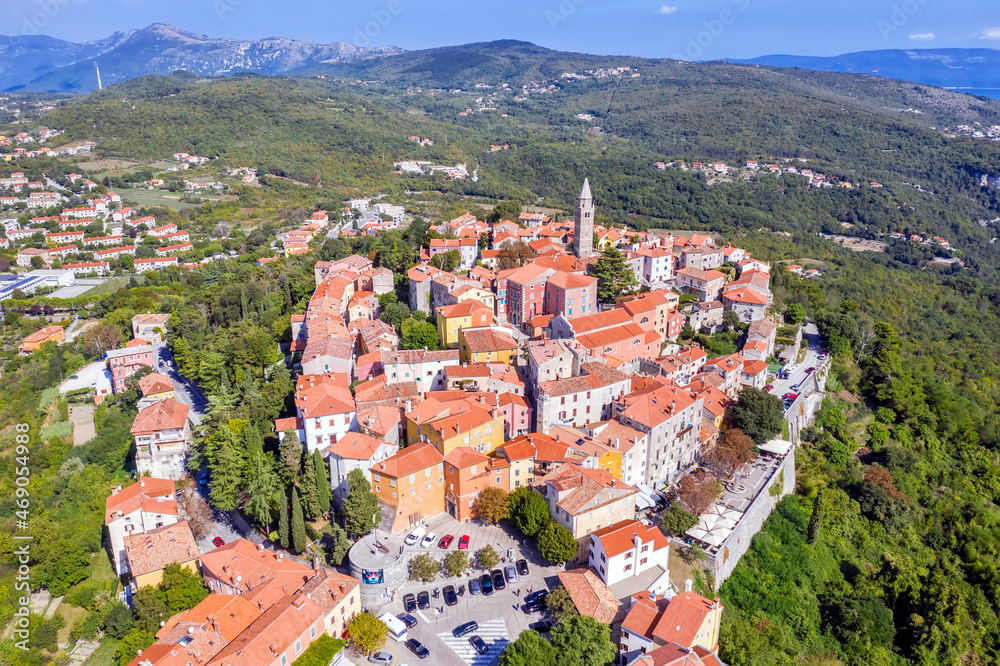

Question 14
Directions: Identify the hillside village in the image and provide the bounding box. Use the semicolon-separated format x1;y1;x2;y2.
1;158;838;666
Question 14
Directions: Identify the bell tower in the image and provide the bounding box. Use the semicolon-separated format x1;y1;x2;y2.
574;178;595;259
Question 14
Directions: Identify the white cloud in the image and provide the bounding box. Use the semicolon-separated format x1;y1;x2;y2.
909;33;935;41
978;27;1000;40
658;5;678;15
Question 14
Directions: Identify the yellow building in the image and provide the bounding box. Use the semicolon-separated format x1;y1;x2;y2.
458;326;519;365
451;285;496;310
123;521;199;590
435;300;494;348
406;395;506;456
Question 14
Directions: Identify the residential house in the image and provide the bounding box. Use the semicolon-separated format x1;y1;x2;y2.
620;591;725;665
588;519;670;587
124;521;199;590
616;383;704;487
19;325;64;354
684;301;725;334
701;355;744;398
679;246;724;272
200;538;313;599
131;313;171;344
544;271;597;319
498;392;533;440
206;594;327;666
634;247;674;287
443;447;511;522
294;568;362;640
327;432;398;506
675;268;726;302
535;464;638;558
556;567;623;623
721;270;772;322
370;441;446;532
383;348;460;394
504;263;556;327
458;326;519;364
405;394;505;456
287;374;357;452
535;362;632;433
436;300;494;348
105;478;178;575
16;247;50;268
526;338;594;397
134;257;179;273
107;343;156;393
407;264;446;314
744;317;778;360
131;399;192;480
617;292;681;342
137;372;175;411
740;359;769;389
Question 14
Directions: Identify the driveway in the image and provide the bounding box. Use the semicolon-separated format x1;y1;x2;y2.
348;514;567;666
768;322;825;414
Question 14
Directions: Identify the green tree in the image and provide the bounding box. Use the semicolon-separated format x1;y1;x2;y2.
314;449;331;515
323;523;351;566
291;634;347;666
550;615;616;666
278;431;302;484
661;506;698;536
341;468;380;537
537;521;578;564
116;628;155;666
589;246;638;304
347;611;387;656
473;486;509;524
785;303;806;324
443;550;469;577
477;544;500;570
291;486;307;553
508;486;550;537
730;387;785;444
499;629;556;666
545;585;579;623
409;552;439;582
866;421;890;451
209;436;243;511
102;601;135;639
30;254;45;269
401;318;438;350
807;490;825;544
245;450;279;532
159;563;209;614
132;589;169;634
300;451;322;520
722;309;740;331
278;488;290;549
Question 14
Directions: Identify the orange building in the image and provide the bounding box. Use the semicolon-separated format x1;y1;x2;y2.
370;441;445;533
19;325;65;354
443;447;511;522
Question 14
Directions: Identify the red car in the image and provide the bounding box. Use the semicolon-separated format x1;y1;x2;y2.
212;536;225;548
438;535;454;549
783;392;798;400
764;384;774;391
458;535;470;550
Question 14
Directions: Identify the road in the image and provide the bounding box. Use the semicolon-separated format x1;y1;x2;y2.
153;342;208;425
768;322;825;414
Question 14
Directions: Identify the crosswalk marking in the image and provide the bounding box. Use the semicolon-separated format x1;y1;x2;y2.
436;618;509;666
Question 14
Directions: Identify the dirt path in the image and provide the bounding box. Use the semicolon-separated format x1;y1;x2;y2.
70;404;96;446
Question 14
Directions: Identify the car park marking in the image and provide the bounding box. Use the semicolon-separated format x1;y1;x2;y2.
436;619;509;666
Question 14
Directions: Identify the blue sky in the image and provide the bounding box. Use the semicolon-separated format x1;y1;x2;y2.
4;0;999;59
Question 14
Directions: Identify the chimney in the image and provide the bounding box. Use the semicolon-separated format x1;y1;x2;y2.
685;579;693;592
278;552;284;559
614;438;620;449
188;627;195;635
160;621;165;627
236;575;242;583
258;543;264;551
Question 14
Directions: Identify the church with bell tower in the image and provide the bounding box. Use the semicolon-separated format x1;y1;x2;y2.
574;178;595;259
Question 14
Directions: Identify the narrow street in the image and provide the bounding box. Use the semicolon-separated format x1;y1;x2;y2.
768;321;825;414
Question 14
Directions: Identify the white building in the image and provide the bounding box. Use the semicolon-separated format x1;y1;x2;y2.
371;203;406;225
383;348;460;394
104;478;178;575
327;432;398;506
634;247;673;287
588;519;670;587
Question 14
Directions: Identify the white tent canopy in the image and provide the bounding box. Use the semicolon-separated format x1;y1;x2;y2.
759;439;794;456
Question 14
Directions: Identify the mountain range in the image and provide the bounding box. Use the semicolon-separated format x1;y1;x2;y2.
0;23;400;93
728;48;1000;99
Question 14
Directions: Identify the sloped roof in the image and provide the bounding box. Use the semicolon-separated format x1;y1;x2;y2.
557;567;620;624
105;478;176;523
652;592;721;647
200;538;312;595
328;432;394;461
371;441;443;478
131;399;189;435
206;595;325;666
620;384;699;429
444;446;490;469
124;520;199;577
538;362;631;398
138;372;175;396
295;376;356;418
538;464;637;516
569;308;633;334
591;519;669;558
547;271;596;290
461;327;518;353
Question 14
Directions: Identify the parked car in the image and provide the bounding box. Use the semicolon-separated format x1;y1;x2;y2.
443;585;458;606
368;652;394;665
417;591;430;610
458;535;470;550
405;638;429;659
212;536;225;548
530;620;553;633
404;527;426;546
491;569;506;591
403;594;417;612
790;383;801;391
783;392;798;400
480;573;494;596
516;559;529;577
453;621;479;637
764;384;774;391
397;613;417;628
504;565;518;584
805;367;816;374
524;590;548;605
420;532;438;548
470;636;488;655
523;601;545;614
469;577;482;595
438;535;454;549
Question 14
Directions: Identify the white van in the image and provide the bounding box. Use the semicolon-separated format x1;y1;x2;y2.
378;612;408;642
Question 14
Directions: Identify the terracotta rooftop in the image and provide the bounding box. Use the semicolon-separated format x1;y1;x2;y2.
105;478;176;524
295;375;356;418
622;593;669;640
620;384;699;429
569;308;633;334
207;594;325;666
444;446;490;469
156;593;260;643
538;464;637;517
131;399;190;435
371;441;443;478
577;322;656;350
383;348;459;365
200;539;312;596
294;568;361;613
437;300;493;319
557;567;621;624
461;327;519;353
123;521;199;577
138;372;175;397
537;362;632;398
591;519;669;558
328;432;394;461
653;592;722;648
547;271;596;290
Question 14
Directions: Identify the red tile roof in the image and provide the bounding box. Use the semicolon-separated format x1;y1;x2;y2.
557;567;621;624
138;372;175;396
652;592;720;647
131;399;190;435
328;432;393;461
105;478;176;524
207;595;325;666
124;520;199;577
371;441;443;478
591;519;669;558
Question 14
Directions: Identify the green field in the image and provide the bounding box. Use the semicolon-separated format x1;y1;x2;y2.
118;187;237;211
81;277;133;297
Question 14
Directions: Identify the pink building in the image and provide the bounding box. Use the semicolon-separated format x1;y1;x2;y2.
499;392;533;439
505;264;555;327
106;342;156;393
544;271;597;319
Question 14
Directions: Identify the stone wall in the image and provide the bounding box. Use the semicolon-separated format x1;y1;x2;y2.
707;447;796;587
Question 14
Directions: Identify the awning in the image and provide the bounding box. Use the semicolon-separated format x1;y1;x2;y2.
759;439;794;456
634;493;655;510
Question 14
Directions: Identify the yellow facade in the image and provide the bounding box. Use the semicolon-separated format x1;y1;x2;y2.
457;328;517;365
437;314;467;348
407;413;506;457
597;449;624;481
454;286;495;310
132;558;198;590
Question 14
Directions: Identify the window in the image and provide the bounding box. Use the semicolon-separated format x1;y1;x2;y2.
410;473;416;483
449;465;454;474
561;397;566;405
310;626;316;638
390;479;396;488
438;463;444;472
624;563;633;571
392;492;397;498
471;465;477;475
496;476;501;484
295;640;301;654
410;487;416;496
281;656;287;666
425;468;431;477
374;473;380;482
640;557;648;565
600;552;606;562
376;485;380;492
641;544;648;552
425;481;431;492
625;551;633;560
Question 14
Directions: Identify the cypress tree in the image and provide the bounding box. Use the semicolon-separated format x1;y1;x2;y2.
291;487;307;554
808;490;825;545
314;449;331;515
278;488;290;549
300;452;321;521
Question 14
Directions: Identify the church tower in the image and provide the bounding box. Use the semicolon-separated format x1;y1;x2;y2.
574;178;595;259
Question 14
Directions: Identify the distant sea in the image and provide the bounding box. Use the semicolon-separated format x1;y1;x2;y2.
947;88;1000;100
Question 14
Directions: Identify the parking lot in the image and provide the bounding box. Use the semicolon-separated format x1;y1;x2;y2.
349;513;570;666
